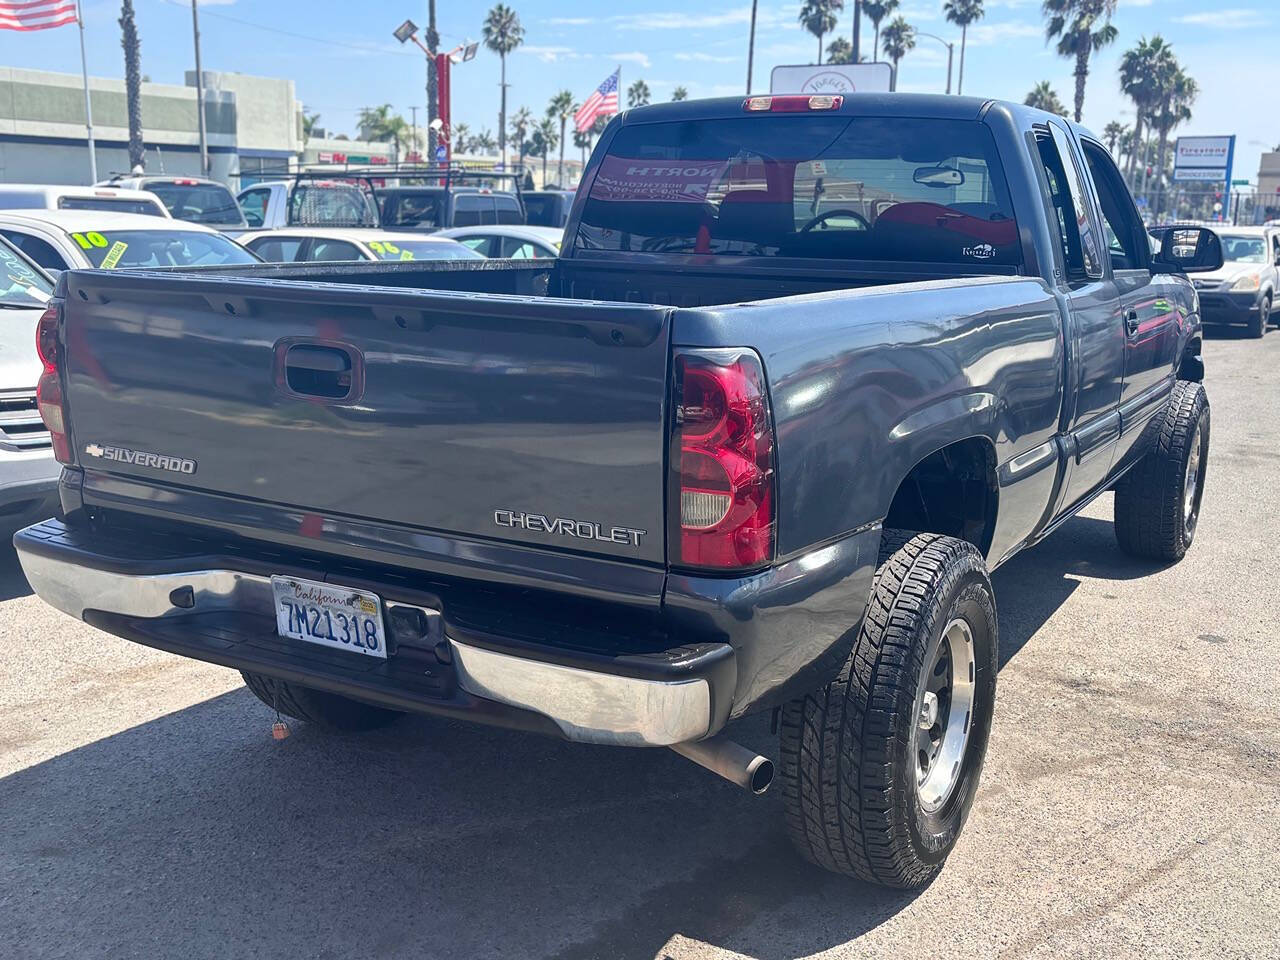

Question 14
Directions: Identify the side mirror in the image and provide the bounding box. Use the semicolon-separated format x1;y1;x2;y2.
1152;226;1224;274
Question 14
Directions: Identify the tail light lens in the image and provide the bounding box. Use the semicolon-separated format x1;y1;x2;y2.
36;303;72;465
669;348;776;570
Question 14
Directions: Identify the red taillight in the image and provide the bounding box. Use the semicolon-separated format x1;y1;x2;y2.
669;349;775;570
743;95;843;113
35;303;72;464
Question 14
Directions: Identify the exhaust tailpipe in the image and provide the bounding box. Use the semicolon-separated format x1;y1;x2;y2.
671;735;775;795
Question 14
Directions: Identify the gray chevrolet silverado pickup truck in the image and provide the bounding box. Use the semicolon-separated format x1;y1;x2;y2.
16;95;1223;889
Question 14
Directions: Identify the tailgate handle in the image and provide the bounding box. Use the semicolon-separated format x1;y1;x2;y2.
279;341;362;401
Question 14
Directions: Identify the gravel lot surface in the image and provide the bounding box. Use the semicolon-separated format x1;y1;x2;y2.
2;333;1277;959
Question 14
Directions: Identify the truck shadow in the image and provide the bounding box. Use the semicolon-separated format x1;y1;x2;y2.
2;510;1167;960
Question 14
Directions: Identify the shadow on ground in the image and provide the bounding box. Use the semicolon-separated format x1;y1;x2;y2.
2;512;1164;960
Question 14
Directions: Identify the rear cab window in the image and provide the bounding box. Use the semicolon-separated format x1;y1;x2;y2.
146;181;245;226
381;191;444;230
58;196;165;216
575;116;1020;267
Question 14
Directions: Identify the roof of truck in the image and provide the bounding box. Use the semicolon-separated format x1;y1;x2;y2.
0;209;222;234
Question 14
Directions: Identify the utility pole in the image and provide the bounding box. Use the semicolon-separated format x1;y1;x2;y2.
410;106;419;160
746;0;758;94
75;1;97;182
852;0;862;63
192;0;209;176
426;0;439;161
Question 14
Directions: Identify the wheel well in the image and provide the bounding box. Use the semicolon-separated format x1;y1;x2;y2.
883;438;998;554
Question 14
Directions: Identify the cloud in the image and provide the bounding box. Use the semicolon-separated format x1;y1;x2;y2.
612;51;653;69
674;52;740;63
518;45;591;63
546;17;593;25
1172;8;1263;28
965;22;1044;46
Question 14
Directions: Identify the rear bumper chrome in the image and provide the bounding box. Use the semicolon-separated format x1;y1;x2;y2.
15;521;718;747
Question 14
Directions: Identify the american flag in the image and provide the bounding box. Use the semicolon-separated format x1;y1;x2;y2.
0;0;79;32
574;69;620;133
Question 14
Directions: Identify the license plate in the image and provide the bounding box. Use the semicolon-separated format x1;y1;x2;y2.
271;575;387;659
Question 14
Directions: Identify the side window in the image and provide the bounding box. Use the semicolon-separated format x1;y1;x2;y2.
501;238;540;259
1034;135;1082;275
1048;125;1104;279
239;189;270;228
1271;233;1280;266
0;231;70;272
458;236;493;256
302;239;362;262
248;237;303;263
1081;141;1148;272
453;195;486;228
495;197;522;225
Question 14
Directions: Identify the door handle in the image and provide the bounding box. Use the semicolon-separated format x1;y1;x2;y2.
276;340;363;402
1124;310;1140;338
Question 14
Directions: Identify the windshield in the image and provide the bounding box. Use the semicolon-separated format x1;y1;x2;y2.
0;238;52;307
66;229;258;269
1220;235;1266;263
381;191;444;229
365;238;483;261
576;116;1019;266
288;183;379;227
58;196;165;216
147;182;246;226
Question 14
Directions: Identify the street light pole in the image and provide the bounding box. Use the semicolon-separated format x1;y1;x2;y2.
192;0;209;176
426;0;439;161
914;32;955;95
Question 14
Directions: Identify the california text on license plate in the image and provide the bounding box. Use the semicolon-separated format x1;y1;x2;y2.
271;575;388;659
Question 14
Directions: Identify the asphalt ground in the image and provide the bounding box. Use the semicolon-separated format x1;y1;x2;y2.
2;330;1278;960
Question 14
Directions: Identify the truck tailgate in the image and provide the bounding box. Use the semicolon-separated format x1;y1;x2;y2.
59;272;671;566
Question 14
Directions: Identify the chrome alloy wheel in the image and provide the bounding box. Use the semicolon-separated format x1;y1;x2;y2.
911;617;977;813
1183;418;1204;540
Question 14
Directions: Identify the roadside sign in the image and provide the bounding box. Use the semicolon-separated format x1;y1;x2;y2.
1172;135;1235;214
771;62;893;95
435;145;447;162
1231;179;1250;186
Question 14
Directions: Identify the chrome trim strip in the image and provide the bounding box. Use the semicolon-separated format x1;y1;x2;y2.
15;540;710;748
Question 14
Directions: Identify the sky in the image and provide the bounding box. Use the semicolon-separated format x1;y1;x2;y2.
5;0;1278;181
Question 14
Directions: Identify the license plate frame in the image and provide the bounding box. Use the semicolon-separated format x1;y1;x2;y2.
271;575;388;659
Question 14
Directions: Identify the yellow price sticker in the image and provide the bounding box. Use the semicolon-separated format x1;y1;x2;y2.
100;241;128;270
399;249;415;261
71;231;109;250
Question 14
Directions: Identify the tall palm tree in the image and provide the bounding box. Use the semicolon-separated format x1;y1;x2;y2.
671;86;689;101
453;122;472;155
482;5;524;163
534;116;558;185
1119;35;1174;183
862;0;899;62
357;104;393;142
943;0;984;96
1152;67;1196;218
573;126;592;168
1102;120;1125;155
473;129;497;154
627;79;651;108
509;106;533;172
548;90;576;187
799;1;844;65
1042;0;1118;123
302;111;321;143
826;36;854;64
1024;80;1068;116
119;0;144;171
880;17;915;91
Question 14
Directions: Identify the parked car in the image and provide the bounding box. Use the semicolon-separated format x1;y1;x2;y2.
236;178;380;233
435;225;563;258
0;210;259;274
241;228;484;264
0;184;169;218
0;236;61;531
379;186;523;231
16;94;1222;891
100;175;248;230
1183;225;1279;336
521;189;576;227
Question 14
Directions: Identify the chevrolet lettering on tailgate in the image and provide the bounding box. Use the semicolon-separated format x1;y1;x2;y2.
493;509;646;546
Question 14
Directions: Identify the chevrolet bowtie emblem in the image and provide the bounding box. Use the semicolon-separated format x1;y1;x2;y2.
84;443;104;457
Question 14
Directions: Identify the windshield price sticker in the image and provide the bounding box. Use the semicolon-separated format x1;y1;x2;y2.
71;231;109;250
101;241;129;270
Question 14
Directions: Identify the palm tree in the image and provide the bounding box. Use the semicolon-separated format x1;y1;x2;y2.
799;1;844;65
1042;0;1118;123
826;36;854;64
671;86;689;101
453;122;471;155
302;111;321;143
473;129;498;154
881;17;915;91
943;0;983;96
627;79;650;108
573;126;593;168
534;116;558;185
1103;120;1125;155
357;104;393;142
482;4;524;162
509;107;532;172
1119;35;1174;184
548;90;576;187
1024;81;1068;116
1152;67;1196;218
862;0;899;62
119;0;144;171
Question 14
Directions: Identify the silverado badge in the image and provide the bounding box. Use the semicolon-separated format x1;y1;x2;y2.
84;443;197;475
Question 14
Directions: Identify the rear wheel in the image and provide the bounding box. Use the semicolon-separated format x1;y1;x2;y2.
1113;380;1210;562
1247;297;1268;338
779;531;998;889
241;671;403;731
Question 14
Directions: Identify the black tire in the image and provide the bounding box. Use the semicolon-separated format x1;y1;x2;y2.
241;671;403;731
779;531;998;889
1114;380;1210;562
1247;297;1268;338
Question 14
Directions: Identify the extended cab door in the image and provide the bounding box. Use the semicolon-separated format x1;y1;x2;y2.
1035;122;1124;507
1078;137;1181;473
